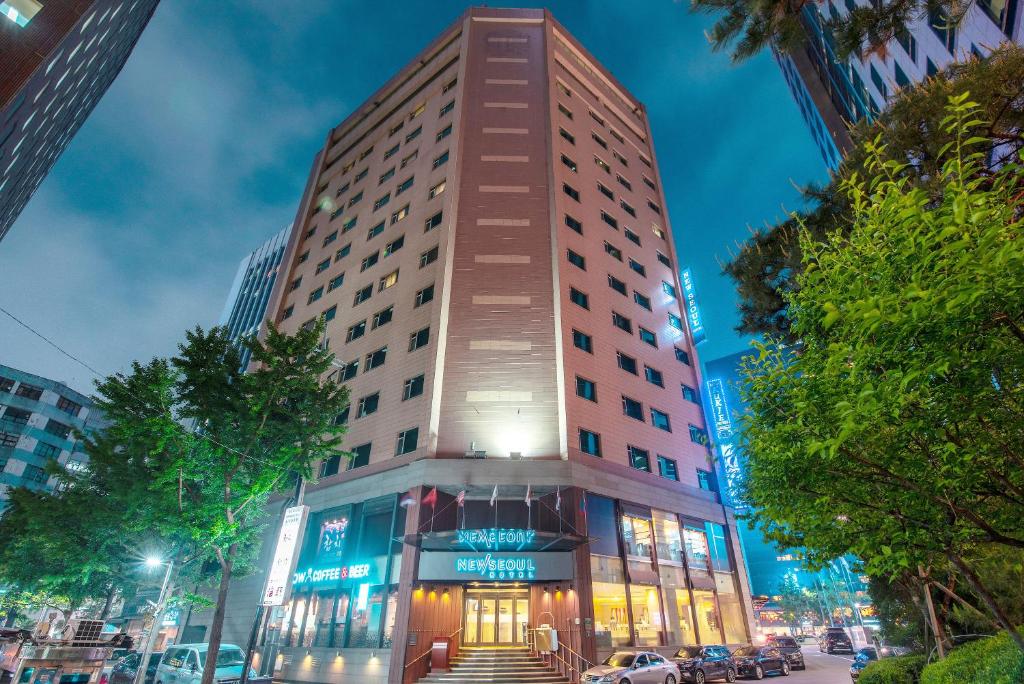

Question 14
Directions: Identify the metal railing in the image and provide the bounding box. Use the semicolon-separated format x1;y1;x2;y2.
527;628;593;683
403;628;462;684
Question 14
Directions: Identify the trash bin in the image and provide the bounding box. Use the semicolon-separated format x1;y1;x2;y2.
535;625;559;653
431;636;451;672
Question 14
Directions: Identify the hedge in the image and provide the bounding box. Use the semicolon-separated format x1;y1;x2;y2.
920;630;1024;684
859;655;926;684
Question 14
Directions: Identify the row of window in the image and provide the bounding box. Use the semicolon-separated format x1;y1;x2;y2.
576;427;714;488
319;422;422;478
0;378;83;417
568;287;684;335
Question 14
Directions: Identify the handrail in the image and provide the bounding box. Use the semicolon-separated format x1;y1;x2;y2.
404;628;462;670
526;628;593;683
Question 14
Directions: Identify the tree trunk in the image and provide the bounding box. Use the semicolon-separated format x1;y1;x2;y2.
200;545;236;684
948;552;1024;652
99;587;116;620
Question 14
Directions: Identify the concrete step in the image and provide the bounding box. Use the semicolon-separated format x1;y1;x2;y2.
423;676;568;684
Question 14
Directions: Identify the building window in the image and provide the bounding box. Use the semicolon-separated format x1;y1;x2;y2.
620;200;636;218
624;227;641;246
384;235;405;256
340;360;358;381
359;145;375;160
612;311;632;333
563;183;580;202
558;103;573;119
668;313;683;331
396;176;415;195
570;288;589;309
356;393;380;418
662;281;677;298
34;441;61;459
348;191;363;208
353;284;373;306
682;384;699;403
401;150;419;168
432;150;450;169
327;273;345;292
651;408;672;432
622;396;643;421
44;419;71;439
307;287;324;305
0;377;13;393
1;0;43;27
367;222;385;240
675;346;691;365
436;124;452;142
0;432;17;448
579;429;601;456
406;126;422;143
419;246;439;268
342;217;358;234
643;175;657;191
608;275;627;296
373;193;391;211
322;230;338;247
594;156;610;174
576;377;597;402
323;305;337;322
361;252;380;271
56;396;82;416
589;109;605;126
403;374;425;400
592;132;608;149
869;63;889;100
429;179;446;199
629;258;647;277
647;200;662;215
634;291;652;310
600;211;618;230
443;77;458;93
372;306;394;329
384;142;400;159
336;244;352;262
617;352;638;375
689;424;708;445
697;469;717;491
282;305;294;320
658;455;679;481
562;215;583;235
562;154;578;172
349;442;371;469
567;249;586;270
628;445;651;472
652;224;666;240
425;210;443;232
559;127;575;145
644;366;664;387
617;174;633;192
409;327;430;351
315;258;331;275
23;465;47;484
556;81;572;97
572;329;593;353
379;167;396;185
604;241;623;261
639;327;658;347
440;99;455;116
391;204;410;224
928;7;956;52
379;269;399;291
415;284;435;307
365;347;388;371
395;427;419;456
656;251;671;268
346;320;367;342
15;383;42;400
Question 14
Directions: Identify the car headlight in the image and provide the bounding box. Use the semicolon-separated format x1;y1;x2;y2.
598;676;615;683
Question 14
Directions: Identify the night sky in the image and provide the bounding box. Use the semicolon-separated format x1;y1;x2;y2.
0;0;826;393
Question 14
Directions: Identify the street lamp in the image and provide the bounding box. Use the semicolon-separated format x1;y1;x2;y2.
134;556;175;684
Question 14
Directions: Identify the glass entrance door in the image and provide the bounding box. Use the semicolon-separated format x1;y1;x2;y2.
463;589;529;645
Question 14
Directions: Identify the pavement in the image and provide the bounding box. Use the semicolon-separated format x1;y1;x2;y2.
781;644;855;684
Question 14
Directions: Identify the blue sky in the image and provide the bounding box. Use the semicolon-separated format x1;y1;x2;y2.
0;0;825;394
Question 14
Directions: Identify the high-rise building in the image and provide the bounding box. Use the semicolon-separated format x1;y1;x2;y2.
0;0;160;242
703;350;873;638
0;364;104;504
218;226;290;371
183;9;755;681
775;0;1022;169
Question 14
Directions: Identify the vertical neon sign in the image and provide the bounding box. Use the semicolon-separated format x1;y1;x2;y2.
706;378;744;508
681;269;706;345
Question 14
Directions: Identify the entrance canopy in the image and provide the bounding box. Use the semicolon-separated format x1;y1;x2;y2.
402;528;591;552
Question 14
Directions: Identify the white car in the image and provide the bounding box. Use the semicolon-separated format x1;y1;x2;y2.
582;651;681;684
154;644;257;684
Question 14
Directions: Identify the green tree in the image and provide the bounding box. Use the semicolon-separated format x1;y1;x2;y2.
738;96;1024;650
775;576;820;633
724;45;1024;341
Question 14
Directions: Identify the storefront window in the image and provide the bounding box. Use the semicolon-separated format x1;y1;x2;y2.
382;588;398;646
652;510;683;564
659;564;697;646
345;584;385;647
629;585;664;646
692;590;722;644
591;555;630;648
716;573;747;644
704;522;732;573
683;526;712;577
621;508;657;583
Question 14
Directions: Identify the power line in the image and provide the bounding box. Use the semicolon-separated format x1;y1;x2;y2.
0;305;108;378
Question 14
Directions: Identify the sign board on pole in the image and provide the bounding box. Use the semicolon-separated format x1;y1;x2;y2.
262;505;308;606
681;268;706;345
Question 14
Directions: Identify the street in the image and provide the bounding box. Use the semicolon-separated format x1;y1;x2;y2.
781;645;854;684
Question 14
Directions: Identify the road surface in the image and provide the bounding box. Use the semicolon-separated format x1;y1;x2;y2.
783;644;854;684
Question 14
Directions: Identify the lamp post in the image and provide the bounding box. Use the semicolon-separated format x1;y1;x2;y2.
134;556;175;684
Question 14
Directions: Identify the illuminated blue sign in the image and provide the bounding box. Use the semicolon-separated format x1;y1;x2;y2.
455;553;537;580
292;562;371;587
455;528;535;550
706;378;744;508
681;269;706;345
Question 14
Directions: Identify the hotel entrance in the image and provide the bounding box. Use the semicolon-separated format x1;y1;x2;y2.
463;588;529;645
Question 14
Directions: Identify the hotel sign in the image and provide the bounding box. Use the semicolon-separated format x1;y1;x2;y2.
705;377;744;509
418;551;573;582
681;268;706;345
455;528;536;550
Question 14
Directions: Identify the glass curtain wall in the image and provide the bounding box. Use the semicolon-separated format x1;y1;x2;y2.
653;510;697;645
589;495;631;648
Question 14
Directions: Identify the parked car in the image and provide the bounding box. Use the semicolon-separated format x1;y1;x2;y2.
731;646;790;679
792;634;815;644
111;651;163;684
99;649;135;684
671;645;737;683
819;627;854;654
155;644;257;684
764;636;804;670
849;648;877;681
581;651;681;684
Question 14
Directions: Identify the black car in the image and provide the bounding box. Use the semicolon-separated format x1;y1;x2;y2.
672;645;737;683
731;646;790;680
765;636;805;670
820;627;854;654
849;648;877;681
110;651;163;684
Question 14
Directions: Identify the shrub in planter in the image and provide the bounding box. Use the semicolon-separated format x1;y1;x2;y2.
920;630;1024;684
859;655;926;684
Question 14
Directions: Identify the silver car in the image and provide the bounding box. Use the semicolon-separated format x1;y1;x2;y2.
582;651;681;684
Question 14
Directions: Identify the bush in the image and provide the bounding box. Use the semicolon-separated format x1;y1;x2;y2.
920;630;1024;684
859;655;926;684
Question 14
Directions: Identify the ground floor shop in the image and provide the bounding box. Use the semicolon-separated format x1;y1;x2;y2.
222;474;755;684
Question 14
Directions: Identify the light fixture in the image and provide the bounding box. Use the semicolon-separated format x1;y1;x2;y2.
144;556;162;568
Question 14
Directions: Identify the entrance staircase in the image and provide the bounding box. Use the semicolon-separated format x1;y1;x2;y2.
421;646;572;684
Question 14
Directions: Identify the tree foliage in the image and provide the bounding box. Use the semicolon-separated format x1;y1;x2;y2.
738;95;1024;649
724;45;1024;341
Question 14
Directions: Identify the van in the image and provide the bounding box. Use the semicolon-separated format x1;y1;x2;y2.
154;644;253;684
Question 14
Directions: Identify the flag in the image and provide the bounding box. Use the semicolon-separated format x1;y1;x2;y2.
489;484;498;507
399;489;416;507
456;490;466;507
423;487;438;507
555;486;561;512
524;484;532;508
580;490;588;514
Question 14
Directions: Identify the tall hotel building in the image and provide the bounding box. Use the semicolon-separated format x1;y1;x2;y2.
775;0;1021;169
0;0;160;242
194;8;755;683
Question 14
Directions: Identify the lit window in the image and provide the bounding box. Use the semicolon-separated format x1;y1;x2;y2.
379;269;399;291
2;0;43;28
391;204;410;224
429;179;446;199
